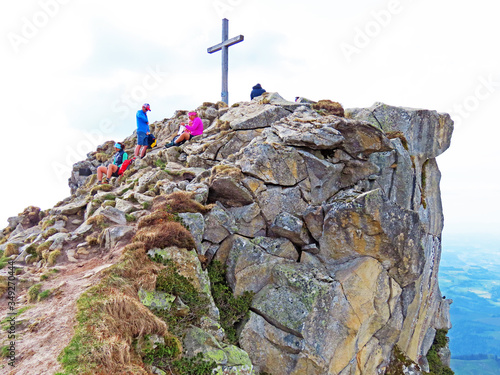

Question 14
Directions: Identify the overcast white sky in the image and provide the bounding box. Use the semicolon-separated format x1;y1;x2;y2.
1;0;499;239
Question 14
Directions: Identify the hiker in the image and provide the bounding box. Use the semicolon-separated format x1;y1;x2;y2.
250;83;266;100
135;103;151;158
97;142;128;184
164;111;204;148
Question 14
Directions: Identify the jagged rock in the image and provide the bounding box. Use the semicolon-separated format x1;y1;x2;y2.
235;142;307;186
95;206;127;225
253;184;308;224
319;189;425;287
346;102;453;161
220;102;290;130
51;195;89;215
251;237;298;261
208;175;254;207
241;258;400;375
133;192;154;205
48;233;70;251
273;108;344;149
51;98;453;375
203;203;237;244
298;150;345;204
269;212;312;246
303;205;324;242
178;212;205;254
114;198;139;214
228;203;266;238
186;182;209;204
333;117;393;159
217;129;264;160
225;235;296;296
7;225;41;244
100;225;135;250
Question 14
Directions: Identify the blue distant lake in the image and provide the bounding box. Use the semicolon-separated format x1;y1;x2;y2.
439;233;500;370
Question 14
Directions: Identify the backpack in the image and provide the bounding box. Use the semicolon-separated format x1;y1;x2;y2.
147;134;157;149
118;158;134;176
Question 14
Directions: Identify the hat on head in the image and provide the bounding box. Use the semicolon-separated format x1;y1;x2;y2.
143;103;151;111
188;111;197;116
114;143;122;149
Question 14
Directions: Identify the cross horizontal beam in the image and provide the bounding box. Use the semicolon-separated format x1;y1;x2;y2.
207;35;244;54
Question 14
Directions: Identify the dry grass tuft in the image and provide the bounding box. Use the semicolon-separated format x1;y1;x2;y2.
133;222;196;251
312;99;345;117
137;210;176;229
4;243;20;257
58;241;179;374
209;164;243;184
159;191;209;214
47;249;61;266
86;214;106;226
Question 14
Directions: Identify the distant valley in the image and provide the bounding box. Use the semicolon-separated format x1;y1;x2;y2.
440;233;500;374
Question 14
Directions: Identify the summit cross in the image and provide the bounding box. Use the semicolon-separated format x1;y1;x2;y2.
207;18;244;104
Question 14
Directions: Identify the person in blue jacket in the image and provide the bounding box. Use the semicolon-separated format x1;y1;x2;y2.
250;83;266;100
135;103;151;158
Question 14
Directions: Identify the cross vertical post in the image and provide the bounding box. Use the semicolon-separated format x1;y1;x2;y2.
221;18;229;104
207;18;244;104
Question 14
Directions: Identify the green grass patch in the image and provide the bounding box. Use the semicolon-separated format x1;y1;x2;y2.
426;329;454;375
155;159;166;169
207;260;254;344
27;283;42;303
151;256;209;336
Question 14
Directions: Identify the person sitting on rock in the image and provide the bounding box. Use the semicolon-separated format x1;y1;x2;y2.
250;83;266;100
164;111;204;148
97;142;128;184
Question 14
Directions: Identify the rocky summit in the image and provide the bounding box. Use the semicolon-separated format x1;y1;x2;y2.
0;93;454;375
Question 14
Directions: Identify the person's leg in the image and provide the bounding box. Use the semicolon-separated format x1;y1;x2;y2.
174;132;190;144
97;166;107;182
107;164;118;179
134;145;141;157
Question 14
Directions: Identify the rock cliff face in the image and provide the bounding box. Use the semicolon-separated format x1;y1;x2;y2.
0;94;453;375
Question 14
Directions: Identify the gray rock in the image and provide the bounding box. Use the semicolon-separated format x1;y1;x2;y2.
346;102;453;161
100;225;135;250
51;195;89;215
203;203;237;244
236;141;307;186
221;102;290;130
228;203;267;238
178;212;205;254
115;198;139;214
270;212;312;246
99;206;127;225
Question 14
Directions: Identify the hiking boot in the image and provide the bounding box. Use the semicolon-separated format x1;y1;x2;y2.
164;141;175;149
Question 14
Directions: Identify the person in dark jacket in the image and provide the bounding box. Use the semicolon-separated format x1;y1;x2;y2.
250;83;266;100
97;142;127;184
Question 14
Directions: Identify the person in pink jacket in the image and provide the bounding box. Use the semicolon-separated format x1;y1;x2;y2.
164;111;204;148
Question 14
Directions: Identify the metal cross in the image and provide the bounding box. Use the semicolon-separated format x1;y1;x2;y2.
207;18;244;104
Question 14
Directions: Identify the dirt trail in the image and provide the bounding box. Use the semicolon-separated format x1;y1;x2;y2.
0;246;125;375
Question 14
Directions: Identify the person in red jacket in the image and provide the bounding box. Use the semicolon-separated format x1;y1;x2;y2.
164;111;204;148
